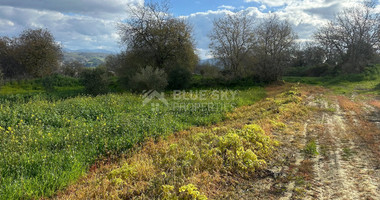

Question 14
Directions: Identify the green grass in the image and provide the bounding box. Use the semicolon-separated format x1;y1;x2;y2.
302;140;319;157
0;87;266;199
0;76;85;102
284;64;380;95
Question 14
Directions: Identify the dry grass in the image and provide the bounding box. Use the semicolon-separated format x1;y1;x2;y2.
337;96;363;115
369;100;380;109
336;96;380;162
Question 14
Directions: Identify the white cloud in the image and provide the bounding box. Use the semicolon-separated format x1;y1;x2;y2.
259;5;267;11
245;0;288;7
0;0;142;19
0;5;120;51
196;48;213;60
0;0;144;52
217;5;236;10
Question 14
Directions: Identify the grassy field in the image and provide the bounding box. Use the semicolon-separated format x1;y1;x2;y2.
284;64;380;95
0;86;265;199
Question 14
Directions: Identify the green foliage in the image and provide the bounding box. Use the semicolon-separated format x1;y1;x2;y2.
59;61;85;78
17;28;62;78
0;68;3;89
41;75;56;92
190;75;261;89
168;66;192;90
284;64;380;95
179;184;208;200
0;86;266;199
303;140;319;157
342;147;356;160
286;64;333;77
196;63;221;79
119;1;198;72
41;74;80;93
129;66;168;92
81;67;109;95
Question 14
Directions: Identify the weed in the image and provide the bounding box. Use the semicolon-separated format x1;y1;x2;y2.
302;140;319;157
342;147;356;160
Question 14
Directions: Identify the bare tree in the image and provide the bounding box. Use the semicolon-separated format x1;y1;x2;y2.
315;1;380;73
209;12;256;77
118;1;198;71
254;15;297;82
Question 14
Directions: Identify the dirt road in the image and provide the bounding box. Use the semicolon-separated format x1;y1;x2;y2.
272;90;380;199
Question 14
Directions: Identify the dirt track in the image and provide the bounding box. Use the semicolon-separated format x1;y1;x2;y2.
272;90;380;199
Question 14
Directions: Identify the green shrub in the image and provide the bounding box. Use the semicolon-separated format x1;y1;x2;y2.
59;61;85;78
0;68;3;89
305;64;331;77
303;140;319;157
80;67;109;95
41;75;56;92
129;66;168;92
167;66;192;90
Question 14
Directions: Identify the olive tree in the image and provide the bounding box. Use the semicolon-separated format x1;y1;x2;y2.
17;29;62;78
118;1;198;72
254;15;297;82
209;12;256;77
315;1;380;73
0;37;24;79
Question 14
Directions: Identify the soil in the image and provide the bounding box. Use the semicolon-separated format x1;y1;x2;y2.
246;89;380;200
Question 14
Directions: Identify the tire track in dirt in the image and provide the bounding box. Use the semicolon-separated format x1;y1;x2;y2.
305;96;380;200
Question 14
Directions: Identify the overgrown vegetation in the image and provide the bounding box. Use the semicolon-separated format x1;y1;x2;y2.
0;87;265;199
105;124;275;199
56;85;308;199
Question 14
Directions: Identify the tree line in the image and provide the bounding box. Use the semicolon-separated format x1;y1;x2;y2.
0;1;379;93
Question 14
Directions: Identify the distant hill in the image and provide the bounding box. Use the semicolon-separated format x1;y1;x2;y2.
200;58;219;65
63;50;113;67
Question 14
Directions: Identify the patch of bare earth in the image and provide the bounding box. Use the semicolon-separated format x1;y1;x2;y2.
249;87;380;200
295;94;380;199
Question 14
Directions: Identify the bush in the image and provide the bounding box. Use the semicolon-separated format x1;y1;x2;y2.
196;63;221;79
41;76;56;92
167;66;192;90
59;61;84;78
40;74;81;93
128;66;168;92
0;68;3;89
81;67;109;95
305;64;331;77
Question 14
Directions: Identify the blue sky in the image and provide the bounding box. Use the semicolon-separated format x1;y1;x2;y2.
0;0;378;59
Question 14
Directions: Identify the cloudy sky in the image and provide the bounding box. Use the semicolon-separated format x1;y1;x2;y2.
0;0;378;59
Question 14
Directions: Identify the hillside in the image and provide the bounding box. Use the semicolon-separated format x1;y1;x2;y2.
63;51;111;67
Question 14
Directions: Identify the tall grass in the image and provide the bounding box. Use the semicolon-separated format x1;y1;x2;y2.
0;87;265;199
